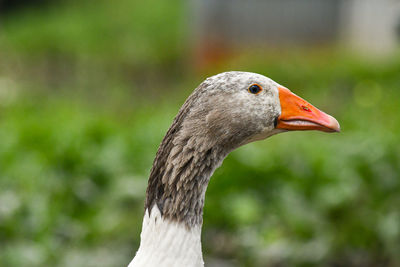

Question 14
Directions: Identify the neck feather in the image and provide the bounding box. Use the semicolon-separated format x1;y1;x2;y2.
132;84;236;266
130;116;227;267
145;129;226;226
144;86;229;227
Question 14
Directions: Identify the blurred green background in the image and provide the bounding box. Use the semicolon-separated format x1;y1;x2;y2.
0;0;400;266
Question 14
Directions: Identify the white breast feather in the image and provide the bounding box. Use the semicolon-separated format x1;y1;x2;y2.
128;205;204;267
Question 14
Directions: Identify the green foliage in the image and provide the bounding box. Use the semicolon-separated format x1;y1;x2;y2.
1;1;400;266
1;0;185;66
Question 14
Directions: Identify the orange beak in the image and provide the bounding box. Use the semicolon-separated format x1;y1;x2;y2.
276;87;340;133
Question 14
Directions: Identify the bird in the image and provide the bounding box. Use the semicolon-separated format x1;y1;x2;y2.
128;71;340;267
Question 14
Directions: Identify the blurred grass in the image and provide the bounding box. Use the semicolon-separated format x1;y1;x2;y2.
1;0;400;266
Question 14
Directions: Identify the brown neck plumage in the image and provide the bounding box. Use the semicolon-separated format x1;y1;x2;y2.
145;143;224;227
144;87;230;227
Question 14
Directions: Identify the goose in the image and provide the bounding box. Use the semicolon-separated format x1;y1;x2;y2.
128;71;340;267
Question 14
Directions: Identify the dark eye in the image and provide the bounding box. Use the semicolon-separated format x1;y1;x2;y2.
248;84;262;94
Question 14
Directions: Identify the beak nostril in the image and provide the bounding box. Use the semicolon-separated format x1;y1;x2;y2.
301;105;311;112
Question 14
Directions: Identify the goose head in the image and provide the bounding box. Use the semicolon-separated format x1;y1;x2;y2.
130;71;339;267
178;71;339;151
